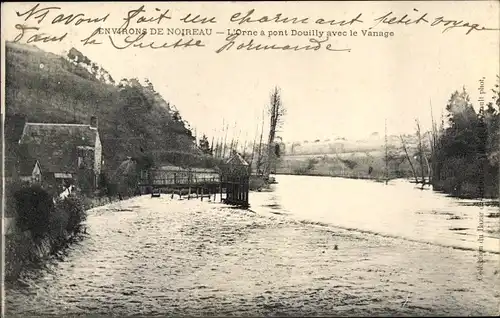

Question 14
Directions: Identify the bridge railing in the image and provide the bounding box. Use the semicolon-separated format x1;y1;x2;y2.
140;176;220;186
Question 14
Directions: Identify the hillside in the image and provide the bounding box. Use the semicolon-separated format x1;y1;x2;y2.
282;133;428;157
275;133;430;179
4;42;206;172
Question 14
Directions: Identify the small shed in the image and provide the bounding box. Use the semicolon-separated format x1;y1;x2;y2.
220;151;250;208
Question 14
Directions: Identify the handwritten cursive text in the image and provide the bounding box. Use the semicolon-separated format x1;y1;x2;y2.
16;3;108;25
215;33;350;53
230;9;309;25
13;24;67;43
119;5;171;30
108;32;205;50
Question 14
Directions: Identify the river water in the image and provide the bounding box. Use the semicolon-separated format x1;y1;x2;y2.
252;175;500;253
5;175;500;316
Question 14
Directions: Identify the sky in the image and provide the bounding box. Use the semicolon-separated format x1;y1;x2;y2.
2;1;499;144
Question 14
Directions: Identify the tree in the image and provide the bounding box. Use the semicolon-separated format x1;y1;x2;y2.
432;84;499;197
199;134;212;155
263;87;286;179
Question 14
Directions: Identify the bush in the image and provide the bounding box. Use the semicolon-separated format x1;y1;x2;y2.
98;172;118;198
56;195;87;235
13;184;54;241
5;232;39;281
5;180;27;217
249;176;268;191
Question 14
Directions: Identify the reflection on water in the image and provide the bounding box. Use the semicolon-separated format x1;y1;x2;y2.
252;175;499;253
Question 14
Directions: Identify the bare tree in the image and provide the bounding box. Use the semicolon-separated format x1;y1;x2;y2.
400;135;419;184
249;114;260;171
256;109;265;175
263;87;286;179
222;121;229;158
415;119;427;186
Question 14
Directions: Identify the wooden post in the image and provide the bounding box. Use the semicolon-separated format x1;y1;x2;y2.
220;177;223;202
188;186;191;200
201;187;204;201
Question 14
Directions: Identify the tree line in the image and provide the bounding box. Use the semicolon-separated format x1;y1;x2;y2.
429;76;499;198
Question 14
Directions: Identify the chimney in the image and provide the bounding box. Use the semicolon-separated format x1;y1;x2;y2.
90;116;98;129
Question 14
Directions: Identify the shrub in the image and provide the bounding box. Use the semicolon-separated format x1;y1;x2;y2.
5;180;27;217
97;172;109;197
249;176;267;191
97;172;118;198
56;195;87;235
107;182;118;197
5;232;39;281
13;184;54;241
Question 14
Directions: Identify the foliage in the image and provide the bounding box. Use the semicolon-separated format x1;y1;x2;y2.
97;172;118;198
264;87;286;177
337;157;358;170
198;134;212;155
280;152;417;179
12;184;89;240
6;183;88;281
134;152;155;171
56;196;87;235
5;179;28;217
77;169;95;197
13;184;54;241
432;83;499;198
5;42;198;176
249;175;268;191
292;158;319;175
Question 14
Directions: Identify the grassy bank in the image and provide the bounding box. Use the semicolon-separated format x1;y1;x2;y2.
432;179;498;199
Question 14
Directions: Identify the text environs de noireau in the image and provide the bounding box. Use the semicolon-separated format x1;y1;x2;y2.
216;33;351;53
98;27;213;36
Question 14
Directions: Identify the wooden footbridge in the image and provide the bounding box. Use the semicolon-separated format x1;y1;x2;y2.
137;152;250;208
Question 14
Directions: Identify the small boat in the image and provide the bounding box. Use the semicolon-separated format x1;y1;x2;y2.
151;188;161;197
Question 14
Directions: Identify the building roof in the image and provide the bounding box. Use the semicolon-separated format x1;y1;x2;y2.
5;115;26;144
4;157;39;177
18;123;99;173
19;159;40;176
157;165;219;173
225;152;249;166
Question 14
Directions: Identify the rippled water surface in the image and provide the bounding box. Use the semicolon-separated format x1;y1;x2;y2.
6;176;500;316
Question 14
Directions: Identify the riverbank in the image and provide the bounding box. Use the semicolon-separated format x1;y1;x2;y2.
432;179;498;200
275;171;389;181
6;195;499;316
4;193;125;282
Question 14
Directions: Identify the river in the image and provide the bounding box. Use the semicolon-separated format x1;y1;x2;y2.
253;175;500;253
5;175;500;316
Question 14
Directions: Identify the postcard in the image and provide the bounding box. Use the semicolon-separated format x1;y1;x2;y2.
1;1;499;316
